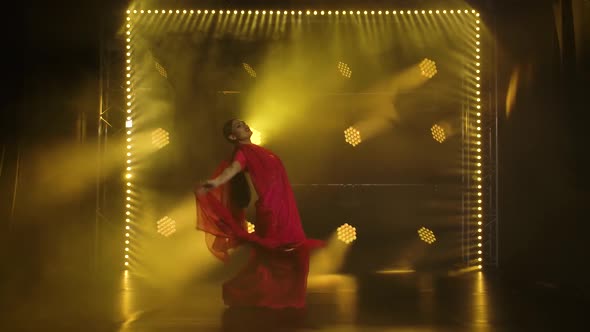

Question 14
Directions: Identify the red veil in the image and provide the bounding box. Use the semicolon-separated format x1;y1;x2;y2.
195;144;323;262
194;159;246;262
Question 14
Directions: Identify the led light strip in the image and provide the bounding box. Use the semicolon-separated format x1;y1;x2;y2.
126;9;479;16
473;13;483;270
124;14;134;270
124;7;482;270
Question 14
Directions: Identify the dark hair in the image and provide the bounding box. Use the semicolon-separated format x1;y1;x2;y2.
222;119;251;210
223;119;236;143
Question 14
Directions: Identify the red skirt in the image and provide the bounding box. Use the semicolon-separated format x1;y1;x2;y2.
223;244;312;309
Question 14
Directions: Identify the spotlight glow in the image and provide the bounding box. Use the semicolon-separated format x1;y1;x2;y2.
344;126;362;147
431;124;446;143
242;63;257;78
337;61;352;78
155;62;168;78
418;227;436;244
419;58;438;78
250;128;262;145
156;216;176;237
152;128;170;149
246;221;255;234
337;223;357;244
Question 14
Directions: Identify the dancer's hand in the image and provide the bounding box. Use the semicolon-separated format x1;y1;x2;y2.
195;180;216;196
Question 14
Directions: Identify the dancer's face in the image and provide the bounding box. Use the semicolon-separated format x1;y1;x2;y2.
229;119;252;142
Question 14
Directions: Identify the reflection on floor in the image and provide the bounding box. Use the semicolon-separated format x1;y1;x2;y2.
1;271;587;331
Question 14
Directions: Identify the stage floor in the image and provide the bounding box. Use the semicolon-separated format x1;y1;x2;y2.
1;271;587;331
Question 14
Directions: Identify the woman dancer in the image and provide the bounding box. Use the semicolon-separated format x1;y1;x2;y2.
195;119;323;309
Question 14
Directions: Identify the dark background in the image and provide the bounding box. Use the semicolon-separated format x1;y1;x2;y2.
4;0;589;299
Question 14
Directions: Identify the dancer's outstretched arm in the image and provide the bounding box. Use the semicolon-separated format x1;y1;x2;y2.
195;161;243;195
210;161;243;187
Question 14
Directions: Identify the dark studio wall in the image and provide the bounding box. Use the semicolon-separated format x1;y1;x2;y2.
494;0;589;296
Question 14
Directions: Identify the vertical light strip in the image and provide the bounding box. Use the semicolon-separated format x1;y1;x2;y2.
473;11;483;270
124;9;134;270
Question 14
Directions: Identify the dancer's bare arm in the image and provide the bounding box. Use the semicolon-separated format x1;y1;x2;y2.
210;161;243;187
195;161;243;195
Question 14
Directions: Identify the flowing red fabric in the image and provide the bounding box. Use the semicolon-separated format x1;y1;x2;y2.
195;143;324;308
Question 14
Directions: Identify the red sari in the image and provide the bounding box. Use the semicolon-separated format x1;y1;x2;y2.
195;143;323;308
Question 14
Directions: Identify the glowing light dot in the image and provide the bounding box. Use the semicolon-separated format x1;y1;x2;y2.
418;227;437;244
337;223;357;244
